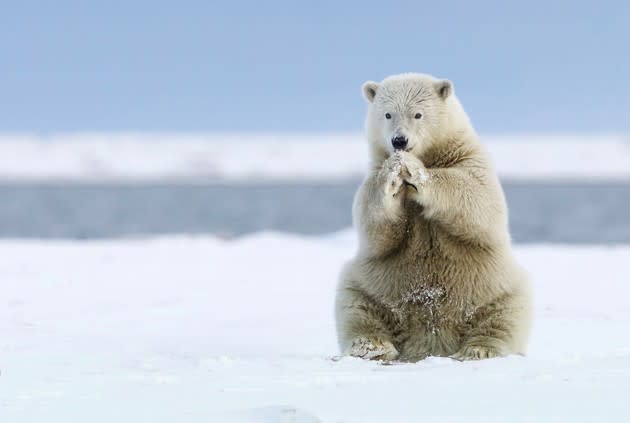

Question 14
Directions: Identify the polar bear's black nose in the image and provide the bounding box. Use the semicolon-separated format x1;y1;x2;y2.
392;136;408;150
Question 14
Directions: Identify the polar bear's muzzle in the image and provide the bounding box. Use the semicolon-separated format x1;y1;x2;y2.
391;135;409;151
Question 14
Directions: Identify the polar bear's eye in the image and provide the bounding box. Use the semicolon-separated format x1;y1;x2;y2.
414;113;422;119
385;113;391;119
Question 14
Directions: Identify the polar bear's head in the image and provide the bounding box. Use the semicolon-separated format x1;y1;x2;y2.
362;73;471;160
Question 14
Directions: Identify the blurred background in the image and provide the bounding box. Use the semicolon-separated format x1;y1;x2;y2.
0;0;629;242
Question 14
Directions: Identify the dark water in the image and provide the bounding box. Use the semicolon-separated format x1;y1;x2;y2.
0;182;629;243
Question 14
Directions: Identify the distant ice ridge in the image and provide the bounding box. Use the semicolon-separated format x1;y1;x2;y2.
0;133;629;182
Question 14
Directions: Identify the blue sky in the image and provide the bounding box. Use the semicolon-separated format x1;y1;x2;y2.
1;0;629;133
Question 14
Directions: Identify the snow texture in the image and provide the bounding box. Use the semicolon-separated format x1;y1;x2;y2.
1;231;629;422
0;133;629;182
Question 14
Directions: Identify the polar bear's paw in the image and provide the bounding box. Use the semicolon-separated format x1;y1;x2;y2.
400;151;429;186
380;152;406;199
451;344;502;361
384;172;405;199
345;336;399;361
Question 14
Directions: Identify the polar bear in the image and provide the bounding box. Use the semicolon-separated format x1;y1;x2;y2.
335;73;532;361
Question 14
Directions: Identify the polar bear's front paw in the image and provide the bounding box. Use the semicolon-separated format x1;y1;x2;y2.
345;336;399;361
384;172;405;199
400;151;428;188
451;344;501;361
380;153;405;194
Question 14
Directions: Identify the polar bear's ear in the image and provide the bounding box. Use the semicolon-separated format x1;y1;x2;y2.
362;81;379;103
435;80;453;99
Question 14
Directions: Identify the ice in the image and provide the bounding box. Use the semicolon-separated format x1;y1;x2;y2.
0;133;628;182
1;232;629;421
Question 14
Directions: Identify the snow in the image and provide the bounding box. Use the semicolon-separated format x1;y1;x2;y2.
0;133;629;182
1;231;629;422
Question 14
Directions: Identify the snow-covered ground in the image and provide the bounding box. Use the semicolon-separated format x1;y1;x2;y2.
1;231;629;422
0;133;629;182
